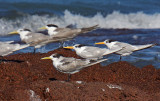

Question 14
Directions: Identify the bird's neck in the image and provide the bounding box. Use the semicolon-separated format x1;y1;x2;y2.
48;28;58;36
75;47;86;54
52;57;63;68
19;32;30;40
106;42;117;49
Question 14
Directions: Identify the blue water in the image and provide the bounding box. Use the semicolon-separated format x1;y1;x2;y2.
0;0;160;68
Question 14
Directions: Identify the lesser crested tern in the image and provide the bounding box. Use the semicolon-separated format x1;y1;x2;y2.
63;44;123;60
95;39;156;60
41;53;107;81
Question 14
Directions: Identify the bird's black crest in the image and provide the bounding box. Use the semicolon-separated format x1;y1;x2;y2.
105;39;116;43
23;29;31;32
47;24;58;28
52;53;63;58
75;44;86;48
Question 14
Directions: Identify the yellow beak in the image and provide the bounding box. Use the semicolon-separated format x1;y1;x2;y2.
95;42;105;44
63;46;74;49
41;57;52;60
9;31;19;34
39;26;47;30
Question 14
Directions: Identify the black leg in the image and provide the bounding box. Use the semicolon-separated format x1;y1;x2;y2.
0;56;3;63
33;47;36;54
67;74;71;82
59;41;64;48
120;55;122;61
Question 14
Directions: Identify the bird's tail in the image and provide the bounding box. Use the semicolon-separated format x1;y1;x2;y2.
133;44;156;51
14;44;30;52
81;25;99;33
3;44;30;56
0;41;14;44
80;58;108;69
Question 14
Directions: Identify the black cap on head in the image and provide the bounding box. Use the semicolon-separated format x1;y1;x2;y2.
47;24;58;28
52;53;63;58
75;44;86;48
105;39;116;43
23;29;31;32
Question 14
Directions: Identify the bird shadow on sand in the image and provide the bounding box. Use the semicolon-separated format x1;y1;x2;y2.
49;78;57;81
0;59;24;63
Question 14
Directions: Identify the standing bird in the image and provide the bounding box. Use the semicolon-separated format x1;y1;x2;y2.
9;29;69;53
95;39;156;61
63;44;123;60
39;24;98;47
0;41;29;63
9;29;50;53
41;53;107;81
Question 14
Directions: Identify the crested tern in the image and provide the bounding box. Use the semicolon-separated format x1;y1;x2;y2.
39;24;98;46
63;44;123;60
9;29;70;53
41;53;107;81
0;41;29;62
95;39;156;61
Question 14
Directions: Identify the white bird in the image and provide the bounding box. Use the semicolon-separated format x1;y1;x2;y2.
9;29;70;53
0;41;29;62
39;24;98;46
63;44;123;60
41;53;107;81
95;39;156;60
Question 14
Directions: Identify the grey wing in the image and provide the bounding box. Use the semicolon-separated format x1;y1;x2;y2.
133;44;155;51
110;42;134;55
26;33;50;46
26;32;49;43
80;47;107;58
79;58;108;69
114;42;135;52
33;36;72;47
57;58;86;73
54;28;81;38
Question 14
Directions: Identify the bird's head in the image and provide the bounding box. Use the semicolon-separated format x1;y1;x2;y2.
63;44;86;50
9;28;31;35
41;53;63;61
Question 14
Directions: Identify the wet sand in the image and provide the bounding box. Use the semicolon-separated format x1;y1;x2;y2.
0;48;160;100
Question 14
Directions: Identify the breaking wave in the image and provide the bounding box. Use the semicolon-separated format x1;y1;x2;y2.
1;10;160;35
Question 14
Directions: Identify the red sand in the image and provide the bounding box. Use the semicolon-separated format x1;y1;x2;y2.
0;48;160;100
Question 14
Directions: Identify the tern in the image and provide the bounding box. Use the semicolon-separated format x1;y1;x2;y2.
9;29;70;53
63;44;123;60
95;39;156;60
39;24;98;46
0;41;29;63
41;53;107;81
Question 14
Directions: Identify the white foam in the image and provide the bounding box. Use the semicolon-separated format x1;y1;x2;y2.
1;10;160;35
63;10;160;29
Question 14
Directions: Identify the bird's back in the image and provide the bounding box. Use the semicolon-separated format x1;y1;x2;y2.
77;46;107;59
23;32;50;46
113;42;135;55
54;28;81;38
56;57;89;74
